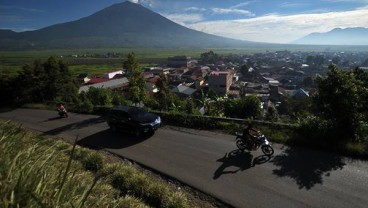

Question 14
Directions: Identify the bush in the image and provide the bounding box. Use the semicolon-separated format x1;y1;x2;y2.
297;115;341;146
75;99;94;113
110;163;189;208
81;151;104;172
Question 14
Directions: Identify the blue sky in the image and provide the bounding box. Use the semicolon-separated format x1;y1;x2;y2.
1;0;368;43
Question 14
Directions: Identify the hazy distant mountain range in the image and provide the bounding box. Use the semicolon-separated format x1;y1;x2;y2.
0;1;258;50
292;27;368;45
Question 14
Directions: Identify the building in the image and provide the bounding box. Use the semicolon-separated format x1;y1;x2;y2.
79;77;129;93
207;71;233;95
171;84;197;97
168;56;190;68
103;70;124;79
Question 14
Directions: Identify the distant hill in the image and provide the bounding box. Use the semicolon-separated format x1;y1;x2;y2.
292;27;368;45
0;1;259;50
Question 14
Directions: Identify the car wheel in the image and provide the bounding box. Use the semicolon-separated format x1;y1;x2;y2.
110;124;117;132
134;129;143;138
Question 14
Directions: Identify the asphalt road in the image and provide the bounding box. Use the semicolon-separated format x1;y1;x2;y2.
1;108;368;208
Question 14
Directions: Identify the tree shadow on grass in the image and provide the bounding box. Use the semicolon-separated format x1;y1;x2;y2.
271;145;346;190
213;149;272;179
76;129;151;150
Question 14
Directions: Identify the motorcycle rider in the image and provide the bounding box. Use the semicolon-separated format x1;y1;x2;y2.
242;123;260;144
57;103;68;117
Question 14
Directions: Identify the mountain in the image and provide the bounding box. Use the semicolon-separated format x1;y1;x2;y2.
292;27;368;45
0;1;256;50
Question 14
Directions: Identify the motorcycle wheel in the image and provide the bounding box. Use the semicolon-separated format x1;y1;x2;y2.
236;139;246;151
261;145;274;156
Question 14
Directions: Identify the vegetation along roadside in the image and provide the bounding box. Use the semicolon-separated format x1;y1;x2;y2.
0;120;226;208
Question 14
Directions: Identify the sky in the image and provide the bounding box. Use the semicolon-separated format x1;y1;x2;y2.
1;0;368;44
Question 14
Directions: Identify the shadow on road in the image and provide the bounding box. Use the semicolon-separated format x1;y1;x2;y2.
40;116;63;122
0;107;16;113
271;145;346;189
42;116;106;135
213;149;271;179
77;129;151;150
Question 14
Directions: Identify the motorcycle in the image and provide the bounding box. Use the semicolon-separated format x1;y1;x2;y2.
235;132;274;156
58;109;68;118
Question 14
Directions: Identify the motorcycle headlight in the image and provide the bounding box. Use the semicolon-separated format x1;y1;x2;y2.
155;117;161;124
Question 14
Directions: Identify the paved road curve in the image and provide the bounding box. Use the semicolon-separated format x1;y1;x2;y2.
1;108;368;208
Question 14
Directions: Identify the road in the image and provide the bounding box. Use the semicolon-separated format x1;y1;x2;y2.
1;108;368;208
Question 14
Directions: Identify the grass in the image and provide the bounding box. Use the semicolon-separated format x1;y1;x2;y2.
3;46;368;77
0;48;255;77
0;120;206;208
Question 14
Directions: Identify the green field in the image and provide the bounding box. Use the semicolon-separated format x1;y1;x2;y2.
0;48;262;76
2;45;368;76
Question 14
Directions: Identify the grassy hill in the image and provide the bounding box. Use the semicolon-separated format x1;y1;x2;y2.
0;120;218;207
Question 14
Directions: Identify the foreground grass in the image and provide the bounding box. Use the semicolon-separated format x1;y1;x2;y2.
0;120;201;208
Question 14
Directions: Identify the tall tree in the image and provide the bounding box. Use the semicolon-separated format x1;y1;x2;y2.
123;52;139;75
314;64;368;141
200;51;220;64
124;52;147;105
13;57;78;104
154;72;176;110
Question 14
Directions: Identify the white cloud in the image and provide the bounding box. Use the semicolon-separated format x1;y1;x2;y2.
187;8;368;43
280;2;308;8
212;8;255;16
129;0;155;7
184;7;207;12
230;1;255;9
323;0;368;2
163;13;204;25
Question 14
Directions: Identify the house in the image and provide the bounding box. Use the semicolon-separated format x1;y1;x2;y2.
86;77;110;85
77;73;90;84
171;84;197;97
146;77;159;95
207;71;233;96
79;77;129;93
291;88;309;99
169;68;189;81
262;77;280;86
103;70;124;79
168;56;190;68
194;77;205;90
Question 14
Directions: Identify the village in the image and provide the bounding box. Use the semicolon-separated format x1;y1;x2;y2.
76;50;368;116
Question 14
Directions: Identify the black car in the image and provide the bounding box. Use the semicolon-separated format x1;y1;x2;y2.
106;106;162;137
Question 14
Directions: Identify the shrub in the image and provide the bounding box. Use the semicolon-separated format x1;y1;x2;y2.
296;115;339;146
81;151;104;172
110;163;189;208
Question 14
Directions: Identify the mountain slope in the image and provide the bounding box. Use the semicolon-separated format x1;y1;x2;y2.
0;1;254;49
292;27;368;45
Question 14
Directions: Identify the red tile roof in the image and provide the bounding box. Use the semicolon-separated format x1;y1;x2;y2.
87;77;110;84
